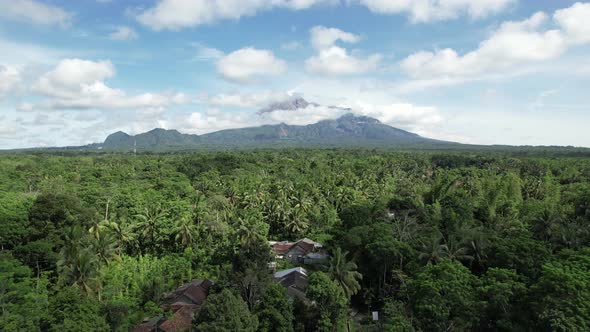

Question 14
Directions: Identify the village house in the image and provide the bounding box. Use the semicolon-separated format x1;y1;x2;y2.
133;279;213;332
269;238;327;264
273;267;309;302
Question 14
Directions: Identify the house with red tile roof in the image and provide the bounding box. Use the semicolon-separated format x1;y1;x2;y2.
133;279;213;332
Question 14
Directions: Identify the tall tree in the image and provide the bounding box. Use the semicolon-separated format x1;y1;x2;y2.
194;289;258;332
328;247;363;298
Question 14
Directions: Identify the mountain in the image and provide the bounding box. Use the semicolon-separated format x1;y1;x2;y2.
99;114;452;151
102;128;199;149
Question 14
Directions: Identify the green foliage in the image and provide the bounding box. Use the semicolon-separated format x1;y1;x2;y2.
306;272;349;331
254;283;294;332
47;286;109;332
0;192;34;250
531;248;590;331
478;268;527;330
328;247;363;298
0;254;49;332
408;259;480;331
1;150;590;331
194;288;258;332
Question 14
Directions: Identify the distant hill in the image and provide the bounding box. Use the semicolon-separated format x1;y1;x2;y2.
103;128;199;149
99;113;453;151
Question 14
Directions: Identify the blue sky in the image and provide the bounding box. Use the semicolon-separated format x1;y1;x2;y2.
1;0;589;148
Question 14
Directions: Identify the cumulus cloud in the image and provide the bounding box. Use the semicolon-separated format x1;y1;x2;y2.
554;2;590;44
400;3;590;84
357;0;516;23
0;66;21;98
0;0;72;26
109;26;139;41
202;91;291;108
306;47;382;76
28;58;191;111
136;0;335;31
305;26;382;76
216;47;287;83
34;59;116;98
180;87;444;140
309;26;361;50
180;101;443;139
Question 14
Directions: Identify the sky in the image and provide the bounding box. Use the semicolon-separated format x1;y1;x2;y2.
1;0;590;149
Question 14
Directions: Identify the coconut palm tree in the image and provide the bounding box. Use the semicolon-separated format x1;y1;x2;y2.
418;233;448;265
58;227;100;295
93;233;120;266
444;235;474;263
174;216;198;250
328;247;363;298
286;208;309;236
102;217;135;254
134;206;166;253
237;216;264;249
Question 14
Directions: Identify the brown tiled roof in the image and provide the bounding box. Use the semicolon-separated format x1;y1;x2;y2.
132;315;164;332
159;306;198;332
289;241;314;256
162;279;213;308
135;280;213;332
272;243;294;254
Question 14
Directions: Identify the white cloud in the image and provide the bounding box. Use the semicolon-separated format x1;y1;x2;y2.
216;47;287;83
305;26;382;76
179;101;443;139
0;66;21;98
357;0;516;23
309;26;360;50
34;59;116;98
554;2;590;44
400;3;590;85
203;91;291;108
0;0;72;26
193;43;225;61
28;58;191;111
109;26;139;41
306;47;382;76
136;0;335;31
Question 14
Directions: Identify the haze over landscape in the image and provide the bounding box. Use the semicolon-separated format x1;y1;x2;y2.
1;0;590;149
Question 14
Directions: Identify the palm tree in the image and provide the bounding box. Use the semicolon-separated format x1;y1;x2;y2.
70;248;101;295
328;247;363;298
102;217;135;254
418;234;448;265
174;216;198;249
444;236;474;263
88;218;104;241
286;208;309;236
532;210;561;242
134;206;166;253
236;213;265;250
93;233;120;266
58;228;100;296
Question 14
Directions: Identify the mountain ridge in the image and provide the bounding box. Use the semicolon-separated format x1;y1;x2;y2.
100;113;452;150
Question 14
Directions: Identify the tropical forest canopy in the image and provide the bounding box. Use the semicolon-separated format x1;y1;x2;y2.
1;149;590;331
